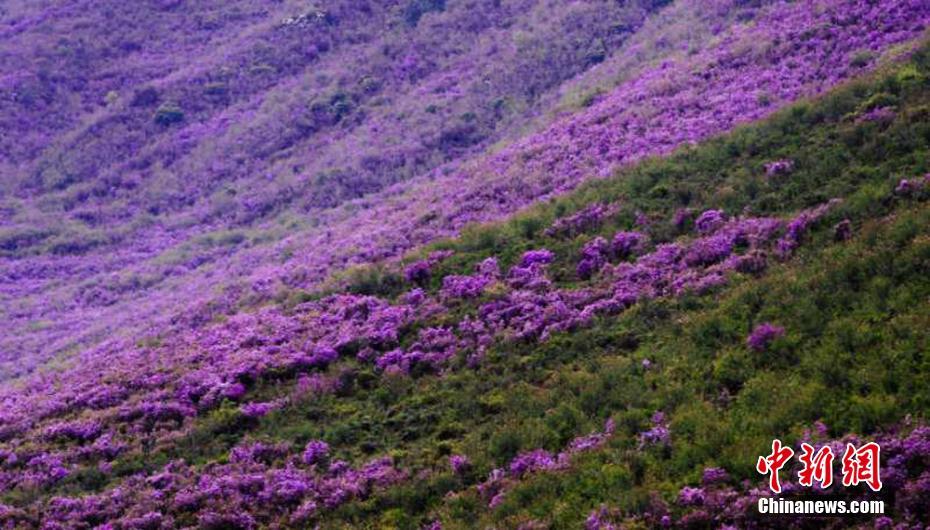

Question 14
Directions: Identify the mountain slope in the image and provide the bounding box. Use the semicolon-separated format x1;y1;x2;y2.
2;0;927;383
1;33;929;528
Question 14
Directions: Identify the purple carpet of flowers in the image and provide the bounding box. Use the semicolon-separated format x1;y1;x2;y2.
10;446;404;529
0;201;847;526
1;1;929;527
2;0;927;385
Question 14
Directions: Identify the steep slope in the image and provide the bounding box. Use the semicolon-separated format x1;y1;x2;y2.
0;0;681;375
2;0;927;382
1;35;929;529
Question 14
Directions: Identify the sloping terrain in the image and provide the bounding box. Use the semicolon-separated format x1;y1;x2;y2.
0;1;929;528
0;0;676;375
2;0;926;380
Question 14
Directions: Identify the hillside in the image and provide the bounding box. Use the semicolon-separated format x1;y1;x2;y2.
2;0;926;379
1;1;930;528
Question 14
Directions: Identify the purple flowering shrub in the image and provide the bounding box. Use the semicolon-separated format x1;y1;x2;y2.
544;203;621;238
519;250;555;268
477;419;616;508
302;440;330;466
746;323;785;352
449;454;470;476
764;159;794;177
639;411;671;448
577;237;609;280
611;231;648;260
694;209;727;234
404;250;454;285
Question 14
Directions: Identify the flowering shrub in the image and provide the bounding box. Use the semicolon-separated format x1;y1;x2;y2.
701;467;729;485
441;274;490;300
544;203;620;238
519;250;555;267
833;219;852;242
639;411;670;448
240;401;280;418
672;208;692;230
404;250;454;285
449;454;470;475
694;209;726;234
746;323;785;352
610;231;647;259
302;440;330;466
764;159;794;177
404;260;433;285
477;419;616;508
585;505;620;530
577;237;609;279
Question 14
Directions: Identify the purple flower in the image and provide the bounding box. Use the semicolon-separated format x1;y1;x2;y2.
290;500;319;524
404;288;426;305
545;203;620;237
747;322;785;352
673;208;692;229
857;106;896;123
509;449;556;477
222;383;248;401
42;420;102;443
441;274;490;299
302;440;330;466
229;441;289;464
404;251;454;284
639;411;670;447
476;257;501;278
694;209;726;234
702;467;729;485
404;260;432;285
764;159;794;177
585;505;618;530
240;401;277;418
895;178;913;196
611;231;647;259
308;345;339;367
449;454;470;475
679;486;706;506
520;249;555;267
577;237;609;280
